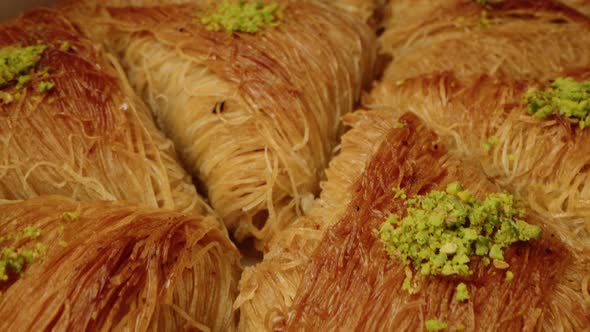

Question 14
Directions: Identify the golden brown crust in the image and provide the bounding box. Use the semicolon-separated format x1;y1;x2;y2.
57;0;385;21
237;111;590;331
370;71;590;249
284;113;588;331
63;1;376;247
0;10;119;133
0;196;240;331
379;0;590;82
557;0;590;15
235;109;400;331
0;9;210;216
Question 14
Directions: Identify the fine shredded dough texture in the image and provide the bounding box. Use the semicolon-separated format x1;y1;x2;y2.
0;196;241;331
379;0;590;82
371;72;590;251
236;108;400;331
59;0;385;22
559;0;590;15
284;113;590;331
63;0;376;248
0;9;210;217
237;112;590;331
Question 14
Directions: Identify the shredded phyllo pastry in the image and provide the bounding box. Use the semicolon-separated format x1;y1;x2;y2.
0;9;211;217
238;112;590;330
63;0;376;247
283;114;588;330
0;197;240;331
379;0;590;82
3;1;583;331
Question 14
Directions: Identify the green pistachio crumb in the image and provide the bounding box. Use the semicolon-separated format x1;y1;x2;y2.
377;182;542;290
402;267;416;294
0;45;47;88
35;242;47;254
505;270;514;281
58;240;68;248
525;77;590;128
493;259;509;269
489;244;504;260
59;41;70;52
482;135;499;152
455;282;470;302
23;226;41;240
37;81;54;93
457;190;472;202
446;182;463;195
394;122;405;129
199;0;284;34
0;228;47;281
62;211;79;221
393;187;407;199
425;319;448;331
456;323;466;331
508;154;516;161
16;74;31;89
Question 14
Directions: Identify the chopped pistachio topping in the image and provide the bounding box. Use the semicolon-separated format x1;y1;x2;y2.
525;77;590;128
425;319;448;331
37;81;54;93
23;226;41;240
393;187;407;199
402;267;415;293
378;182;542;282
200;0;283;34
394;122;405;129
455;282;470;302
0;227;47;281
59;41;70;52
62;211;79;221
505;270;514;281
0;45;47;88
482;135;498;152
16;74;31;89
456;323;466;331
